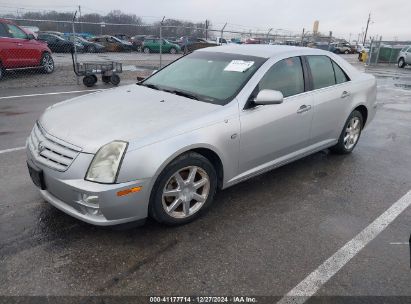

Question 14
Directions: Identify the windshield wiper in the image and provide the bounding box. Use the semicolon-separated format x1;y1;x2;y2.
165;89;199;100
139;83;161;91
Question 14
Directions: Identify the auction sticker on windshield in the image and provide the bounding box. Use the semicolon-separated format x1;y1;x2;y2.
224;60;254;72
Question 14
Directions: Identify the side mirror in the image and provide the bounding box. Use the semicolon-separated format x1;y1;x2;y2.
27;34;35;40
254;89;283;105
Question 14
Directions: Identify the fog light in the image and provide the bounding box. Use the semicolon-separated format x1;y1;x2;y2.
82;194;99;206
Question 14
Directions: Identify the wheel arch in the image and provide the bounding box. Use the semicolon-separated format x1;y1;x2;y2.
152;144;225;190
354;104;368;126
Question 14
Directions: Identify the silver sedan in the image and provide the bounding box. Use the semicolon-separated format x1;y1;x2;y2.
26;45;377;226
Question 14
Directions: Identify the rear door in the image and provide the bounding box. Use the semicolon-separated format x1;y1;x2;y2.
305;55;352;145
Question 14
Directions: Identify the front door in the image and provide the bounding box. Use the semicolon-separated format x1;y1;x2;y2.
239;56;314;176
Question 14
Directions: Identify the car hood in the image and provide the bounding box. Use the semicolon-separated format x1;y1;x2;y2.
39;85;221;153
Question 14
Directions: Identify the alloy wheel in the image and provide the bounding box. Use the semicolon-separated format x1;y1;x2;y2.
42;54;54;73
162;166;210;219
344;117;361;150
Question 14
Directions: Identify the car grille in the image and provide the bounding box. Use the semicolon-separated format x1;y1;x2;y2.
28;123;82;171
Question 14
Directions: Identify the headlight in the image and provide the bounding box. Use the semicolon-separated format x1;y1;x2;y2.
85;141;128;184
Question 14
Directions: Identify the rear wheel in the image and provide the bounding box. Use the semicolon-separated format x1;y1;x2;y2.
110;74;120;86
143;47;150;54
83;75;97;87
40;53;54;74
149;152;217;225
398;58;406;68
330;110;363;154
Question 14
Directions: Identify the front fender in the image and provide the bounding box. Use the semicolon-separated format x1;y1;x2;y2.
116;115;240;192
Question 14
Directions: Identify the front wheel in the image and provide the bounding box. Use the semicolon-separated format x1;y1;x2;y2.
344;50;349;54
330;110;363;154
40;53;54;74
149;152;217;225
398;58;406;68
169;47;177;54
143;47;150;54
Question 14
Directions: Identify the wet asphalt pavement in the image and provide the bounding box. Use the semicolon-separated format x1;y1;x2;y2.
0;55;410;300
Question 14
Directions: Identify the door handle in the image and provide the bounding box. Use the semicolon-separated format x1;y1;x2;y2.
297;104;312;114
341;91;350;99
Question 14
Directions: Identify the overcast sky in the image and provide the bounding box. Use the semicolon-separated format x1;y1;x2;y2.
1;0;410;40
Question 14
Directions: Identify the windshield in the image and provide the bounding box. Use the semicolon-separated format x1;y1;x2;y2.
142;52;266;105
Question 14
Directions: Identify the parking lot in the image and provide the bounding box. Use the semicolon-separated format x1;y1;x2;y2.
0;54;411;302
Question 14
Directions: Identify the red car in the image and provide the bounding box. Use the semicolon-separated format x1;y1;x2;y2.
0;19;54;80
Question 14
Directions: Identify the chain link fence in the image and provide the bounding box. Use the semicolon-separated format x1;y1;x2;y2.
366;38;411;67
0;16;345;89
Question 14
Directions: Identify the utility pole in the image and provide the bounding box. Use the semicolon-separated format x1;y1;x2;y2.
301;28;305;45
220;22;227;40
266;28;273;40
159;16;165;68
78;5;82;33
363;13;371;45
205;20;209;40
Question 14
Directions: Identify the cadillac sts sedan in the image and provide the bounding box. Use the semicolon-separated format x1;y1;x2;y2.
26;45;377;226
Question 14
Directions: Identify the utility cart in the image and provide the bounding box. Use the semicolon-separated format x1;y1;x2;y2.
71;51;123;87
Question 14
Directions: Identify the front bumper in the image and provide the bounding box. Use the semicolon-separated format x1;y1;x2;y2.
27;147;152;226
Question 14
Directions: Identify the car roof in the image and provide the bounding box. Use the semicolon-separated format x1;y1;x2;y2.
196;44;333;59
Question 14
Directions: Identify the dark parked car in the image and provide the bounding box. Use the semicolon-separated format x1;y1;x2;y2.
89;35;133;52
113;34;131;42
177;37;217;52
131;35;148;51
65;35;105;53
0;19;54;80
37;33;84;53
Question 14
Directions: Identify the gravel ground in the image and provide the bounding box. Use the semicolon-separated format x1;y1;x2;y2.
0;53;181;90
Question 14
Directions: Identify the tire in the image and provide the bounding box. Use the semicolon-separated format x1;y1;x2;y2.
169;47;177;54
344;50;349;54
110;74;120;86
102;75;111;83
398;58;406;68
83;75;97;87
149;152;218;226
330;110;363;154
143;47;150;54
40;53;54;74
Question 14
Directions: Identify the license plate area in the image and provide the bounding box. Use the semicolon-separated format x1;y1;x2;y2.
27;161;46;190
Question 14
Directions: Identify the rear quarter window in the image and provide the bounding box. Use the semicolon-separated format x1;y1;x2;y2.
332;61;350;84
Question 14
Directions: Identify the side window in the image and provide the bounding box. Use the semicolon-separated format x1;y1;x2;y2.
5;24;27;39
0;24;10;37
332;61;349;84
307;56;336;89
257;57;305;98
